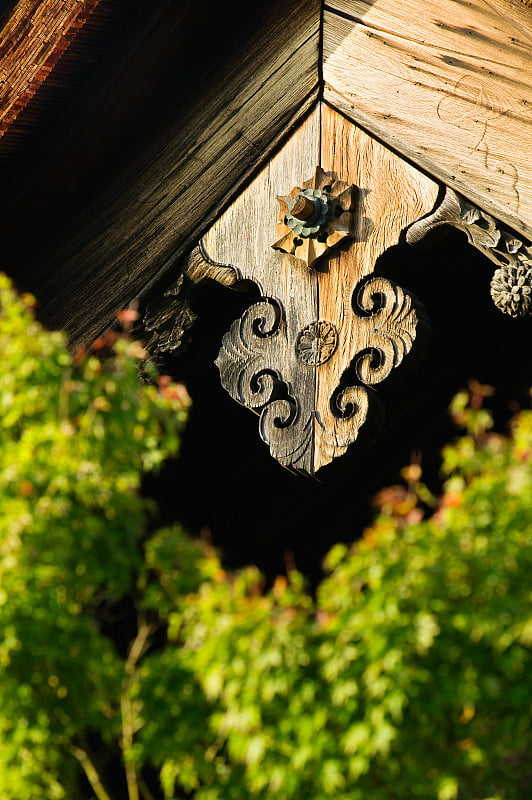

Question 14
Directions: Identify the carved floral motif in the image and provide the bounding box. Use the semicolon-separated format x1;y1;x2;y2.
296;321;338;366
285;189;329;238
490;260;532;317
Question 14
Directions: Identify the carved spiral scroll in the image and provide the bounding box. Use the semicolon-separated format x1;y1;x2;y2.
260;399;314;471
217;300;282;411
320;385;373;464
331;384;369;420
352;276;419;385
216;277;424;473
216;299;317;471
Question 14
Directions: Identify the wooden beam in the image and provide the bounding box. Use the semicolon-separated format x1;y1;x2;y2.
17;0;320;347
323;0;532;240
0;0;101;136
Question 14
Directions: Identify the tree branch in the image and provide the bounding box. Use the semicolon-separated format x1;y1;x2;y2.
121;616;154;800
138;775;157;800
71;745;114;800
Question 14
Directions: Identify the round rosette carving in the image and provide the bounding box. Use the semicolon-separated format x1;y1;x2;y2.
296;321;338;366
490;259;532;318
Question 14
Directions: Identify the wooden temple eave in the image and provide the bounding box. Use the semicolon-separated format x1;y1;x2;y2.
0;0;531;474
0;0;320;347
166;98;530;474
0;0;530;354
0;0;102;137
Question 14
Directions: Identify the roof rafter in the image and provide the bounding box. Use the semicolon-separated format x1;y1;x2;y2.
0;0;102;136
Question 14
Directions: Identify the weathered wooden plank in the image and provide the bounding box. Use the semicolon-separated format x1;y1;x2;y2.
482;0;532;43
314;104;439;471
203;109;320;472
323;0;532;239
30;0;320;346
0;0;102;136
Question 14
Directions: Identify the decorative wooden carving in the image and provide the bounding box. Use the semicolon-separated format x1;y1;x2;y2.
184;245;239;289
189;105;440;473
215;275;420;472
143;246;238;354
406;188;532;318
296;321;338;366
144;274;196;354
491;262;532;318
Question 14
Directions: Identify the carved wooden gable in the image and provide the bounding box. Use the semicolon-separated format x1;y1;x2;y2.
4;1;528;476
3;0;529;357
179;105;441;473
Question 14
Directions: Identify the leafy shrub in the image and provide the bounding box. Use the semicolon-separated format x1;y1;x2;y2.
0;276;189;799
169;399;532;800
0;274;530;800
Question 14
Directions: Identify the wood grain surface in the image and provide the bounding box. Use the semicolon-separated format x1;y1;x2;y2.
314;105;439;471
202;104;439;473
323;0;532;239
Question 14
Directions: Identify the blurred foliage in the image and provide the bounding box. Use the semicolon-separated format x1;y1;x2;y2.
0;274;530;800
0;276;189;800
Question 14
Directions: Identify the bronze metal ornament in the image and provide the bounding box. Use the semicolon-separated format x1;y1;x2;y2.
272;167;355;269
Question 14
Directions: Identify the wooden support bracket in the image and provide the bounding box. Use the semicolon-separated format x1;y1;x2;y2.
144;104;444;473
177;104;440;474
143;244;238;353
407;188;532;318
